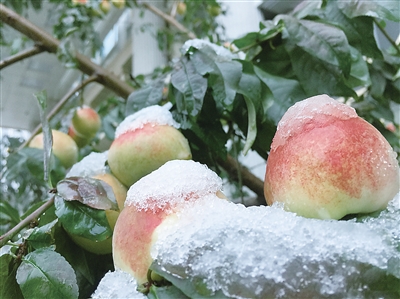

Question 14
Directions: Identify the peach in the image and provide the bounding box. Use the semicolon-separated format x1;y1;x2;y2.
176;2;187;15
68;207;119;255
71;106;101;139
112;160;226;285
68;125;89;148
107;105;192;187
100;0;111;14
29;129;78;169
111;0;125;9
65;152;127;254
264;94;399;220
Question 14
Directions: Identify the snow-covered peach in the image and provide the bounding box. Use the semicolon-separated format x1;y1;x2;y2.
107;105;192;187
112;160;225;285
264;94;399;220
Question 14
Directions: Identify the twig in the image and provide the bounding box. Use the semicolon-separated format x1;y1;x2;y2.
374;19;400;55
0;3;134;98
0;196;55;248
18;74;99;150
217;155;265;200
0;44;45;70
142;2;197;39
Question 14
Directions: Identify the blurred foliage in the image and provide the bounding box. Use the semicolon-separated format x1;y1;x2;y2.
0;0;399;298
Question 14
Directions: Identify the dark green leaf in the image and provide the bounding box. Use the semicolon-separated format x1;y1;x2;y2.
54;226;113;298
322;2;383;59
0;201;20;226
171;57;207;117
291;0;323;19
54;196;112;241
233;19;283;50
252;44;293;78
26;219;58;250
126;79;164;116
3;148;65;193
287;46;357;97
190;49;242;108
16;247;79;299
150;262;229;299
280;15;352;77
57;177;118;211
254;66;306;124
346;46;371;88
148;284;190;299
337;0;400;22
0;247;23;299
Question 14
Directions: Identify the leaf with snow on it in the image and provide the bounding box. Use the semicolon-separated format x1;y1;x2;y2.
57;177;118;211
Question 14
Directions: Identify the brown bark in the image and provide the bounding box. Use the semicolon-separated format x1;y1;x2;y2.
0;3;134;98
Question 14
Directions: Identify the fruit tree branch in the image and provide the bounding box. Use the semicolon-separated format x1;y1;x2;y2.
0;44;46;70
0;3;134;98
217;155;265;201
142;2;197;39
0;196;55;248
18;74;99;150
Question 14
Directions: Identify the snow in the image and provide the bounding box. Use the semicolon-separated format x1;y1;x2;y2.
181;39;238;60
125;160;223;212
91;270;146;299
272;94;358;150
67;151;109;177
152;193;400;299
115;105;179;139
93;158;399;298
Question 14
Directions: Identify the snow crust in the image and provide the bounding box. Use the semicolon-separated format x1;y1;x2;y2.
152;193;400;299
115;105;179;139
272;94;358;150
125;160;223;211
67;151;108;177
91;270;146;299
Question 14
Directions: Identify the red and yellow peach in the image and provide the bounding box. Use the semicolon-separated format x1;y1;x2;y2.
264;94;399;219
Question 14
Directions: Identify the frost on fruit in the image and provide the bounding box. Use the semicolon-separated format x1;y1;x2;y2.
152;193;400;299
115;105;180;138
67;151;109;177
92;270;146;299
272;94;357;150
125;160;223;211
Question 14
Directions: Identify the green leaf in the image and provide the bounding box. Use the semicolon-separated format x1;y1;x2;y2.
33;90;52;186
233;19;284;50
337;0;400;22
26;219;58;250
0;200;20;226
16;248;79;299
148;284;190;299
171;57;207;117
126;78;164;116
280;15;352;77
252;44;293;78
287;46;357;97
346;46;371;88
56;177;118;211
241;96;257;156
254;66;306;124
322;1;383;59
190;49;241;108
0;247;23;299
150;262;229;299
54;196;112;242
